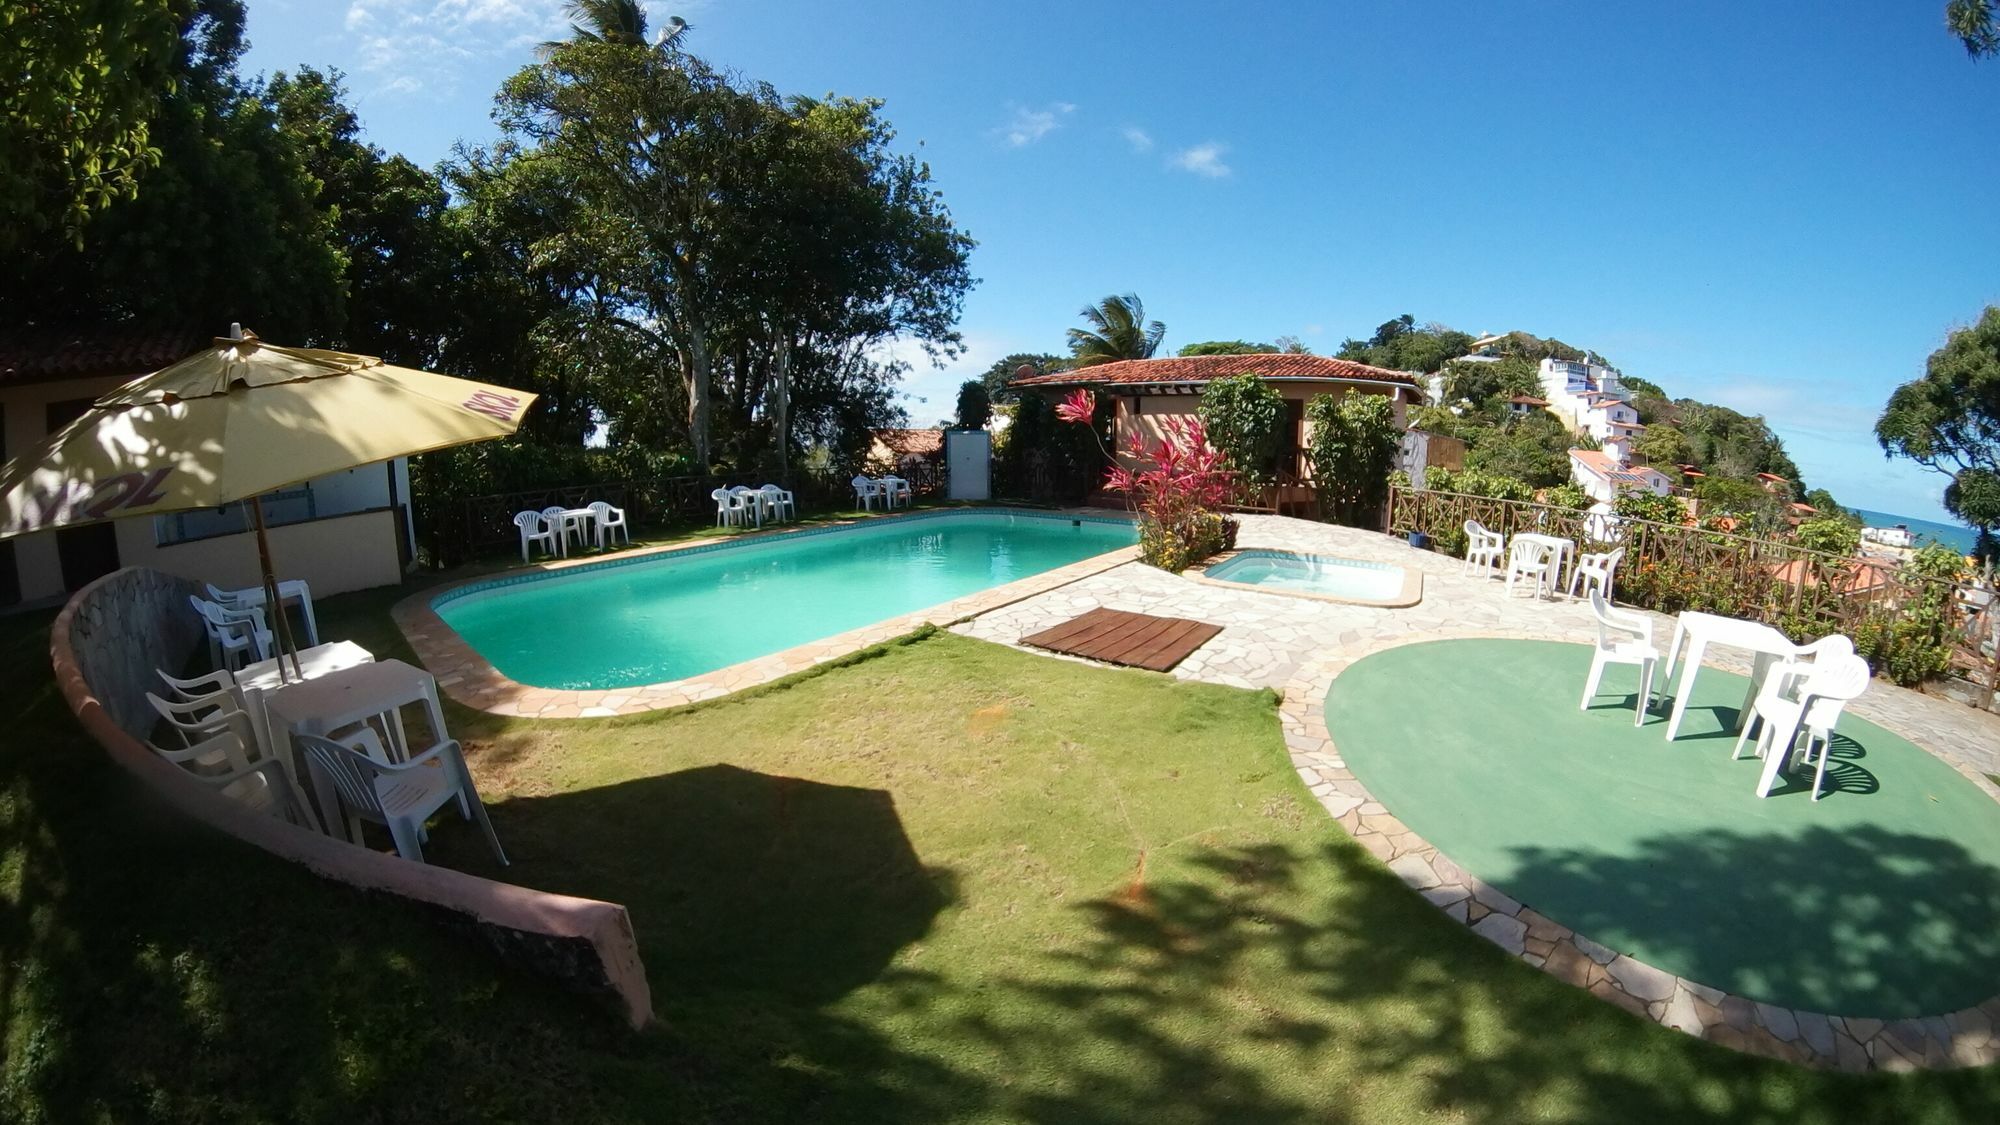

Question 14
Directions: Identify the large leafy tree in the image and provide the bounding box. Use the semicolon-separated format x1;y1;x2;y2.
1068;293;1165;366
1178;340;1276;357
1337;314;1474;373
1198;372;1286;483
0;0;344;339
979;352;1067;402
0;0;191;252
1878;306;2000;550
1306;392;1402;527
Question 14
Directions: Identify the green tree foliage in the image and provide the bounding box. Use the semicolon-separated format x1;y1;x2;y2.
1464;413;1574;487
1671;401;1806;489
1543;481;1592;510
1693;476;1789;534
1178;340;1277;357
1632;423;1696;469
954;381;991;430
1306;393;1401;526
1197;372;1286;483
2;1;346;339
1878;307;2000;545
0;0;191;251
1795;516;1861;557
1068;293;1164;366
995;390;1103;502
978;352;1067;403
1336;314;1474;373
1441;356;1540;406
1421;466;1536;502
1614;490;1689;525
493;33;973;472
1802;488;1850;519
1948;0;1999;56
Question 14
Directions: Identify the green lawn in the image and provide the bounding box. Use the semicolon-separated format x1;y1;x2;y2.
5;589;2000;1122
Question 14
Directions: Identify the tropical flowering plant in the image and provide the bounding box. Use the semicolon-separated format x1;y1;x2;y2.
1053;388;1235;571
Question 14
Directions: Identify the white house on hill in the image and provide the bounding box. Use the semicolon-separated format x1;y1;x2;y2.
1570;449;1674;505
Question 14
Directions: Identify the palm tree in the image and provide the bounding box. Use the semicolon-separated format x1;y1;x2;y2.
539;1;692;55
1067;293;1166;366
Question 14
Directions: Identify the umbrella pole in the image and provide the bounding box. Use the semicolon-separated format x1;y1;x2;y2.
250;499;303;682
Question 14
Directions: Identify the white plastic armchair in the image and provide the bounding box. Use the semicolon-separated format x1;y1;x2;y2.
711;488;745;527
851;474;880;511
1462;520;1505;578
588;500;631;549
147;727;310;825
760;484;796;523
540;505;576;555
1581;589;1658;725
882;477;913;508
1503;538;1554;599
158;666;237;702
1568;547;1625;601
514;510;558;563
190;596;273;671
207;579;320;646
1738;653;1872;799
729;485;766;528
297;729;508;866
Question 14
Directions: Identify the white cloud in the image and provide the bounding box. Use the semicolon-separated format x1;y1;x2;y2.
340;0;713;97
1121;126;1153;152
1171;141;1232;178
996;101;1075;147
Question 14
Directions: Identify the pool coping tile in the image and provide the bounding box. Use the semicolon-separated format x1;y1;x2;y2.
393;506;1138;719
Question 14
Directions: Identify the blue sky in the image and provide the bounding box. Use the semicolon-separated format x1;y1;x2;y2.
243;0;2000;523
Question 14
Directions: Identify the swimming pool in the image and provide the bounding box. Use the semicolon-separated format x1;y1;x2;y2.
434;510;1135;690
1199;549;1419;606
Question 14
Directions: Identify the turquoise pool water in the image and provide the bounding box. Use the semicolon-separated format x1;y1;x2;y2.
436;511;1135;690
1204;550;1406;602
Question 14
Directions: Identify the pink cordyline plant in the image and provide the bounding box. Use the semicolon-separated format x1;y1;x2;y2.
1053;388;1234;561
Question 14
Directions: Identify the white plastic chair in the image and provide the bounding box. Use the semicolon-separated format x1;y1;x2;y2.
1462;519;1505;578
1503;538;1554;599
297;729;508;866
540;505;580;555
760;484;796;523
1580;589;1658;726
1568;547;1625;601
190;596;273;671
147;688;257;753
711;488;746;528
1735;653;1872;799
207;580;320;647
514;510;558;563
587;500;631;549
147;727;309;824
729;485;766;528
158;666;237;703
881;477;912;509
851;475;880;511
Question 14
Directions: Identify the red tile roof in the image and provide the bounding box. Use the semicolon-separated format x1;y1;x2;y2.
870;428;945;457
1509;394;1548;406
0;325;209;387
1571;449;1672;490
1008;353;1421;390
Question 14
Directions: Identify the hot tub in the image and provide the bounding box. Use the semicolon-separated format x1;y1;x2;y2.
1194;549;1422;607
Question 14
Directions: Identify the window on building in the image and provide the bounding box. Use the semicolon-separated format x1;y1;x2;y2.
154;486;316;546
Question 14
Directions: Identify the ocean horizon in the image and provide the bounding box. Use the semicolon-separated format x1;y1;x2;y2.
1848;508;1979;554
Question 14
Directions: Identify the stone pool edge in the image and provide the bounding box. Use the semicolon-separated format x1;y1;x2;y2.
1279;628;2000;1074
1185;548;1424;608
393;506;1139;719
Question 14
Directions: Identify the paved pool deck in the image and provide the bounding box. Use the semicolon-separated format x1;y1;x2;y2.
957;514;2000;1070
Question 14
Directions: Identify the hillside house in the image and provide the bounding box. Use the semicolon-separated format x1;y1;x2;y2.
1569;448;1675;505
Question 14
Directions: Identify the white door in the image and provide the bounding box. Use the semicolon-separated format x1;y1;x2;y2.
945;430;990;500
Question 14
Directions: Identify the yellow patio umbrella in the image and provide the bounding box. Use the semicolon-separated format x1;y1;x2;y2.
0;327;537;676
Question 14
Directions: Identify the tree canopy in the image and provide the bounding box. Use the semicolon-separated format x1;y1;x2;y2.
1178;340;1277;357
1878;306;2000;546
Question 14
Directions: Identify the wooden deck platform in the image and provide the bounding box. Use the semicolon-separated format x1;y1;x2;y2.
1020;607;1222;672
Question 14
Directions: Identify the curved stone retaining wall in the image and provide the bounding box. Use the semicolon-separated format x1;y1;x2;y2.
52;567;652;1028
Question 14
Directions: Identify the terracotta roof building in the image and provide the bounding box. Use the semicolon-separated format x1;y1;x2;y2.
0;325;208;388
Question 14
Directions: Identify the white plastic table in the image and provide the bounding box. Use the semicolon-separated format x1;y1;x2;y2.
225;578;320;646
263;659;448;838
555;508;596;555
1663;611;1800;741
233;640;375;756
1512;532;1574;599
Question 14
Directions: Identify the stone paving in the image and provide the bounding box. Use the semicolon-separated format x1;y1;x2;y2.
958;513;2000;1072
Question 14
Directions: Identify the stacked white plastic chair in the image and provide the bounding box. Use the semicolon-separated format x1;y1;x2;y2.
1580;589;1659;725
206;580;320;647
1462;519;1505;578
1735;643;1869;800
514;510;558;562
297;728;508;866
760;484;797;523
190;595;273;672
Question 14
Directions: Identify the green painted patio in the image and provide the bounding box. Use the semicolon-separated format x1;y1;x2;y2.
1324;638;2000;1019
